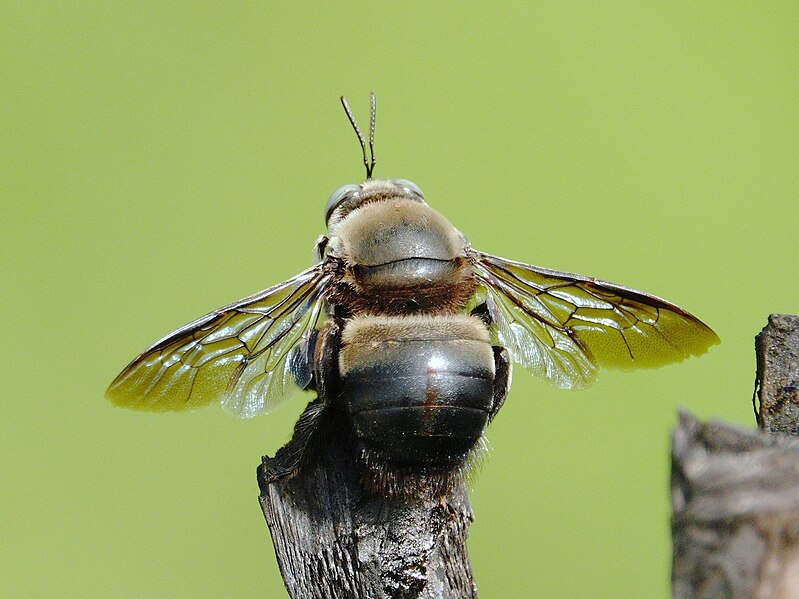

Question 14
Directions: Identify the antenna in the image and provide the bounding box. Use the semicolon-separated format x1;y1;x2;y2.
340;93;376;179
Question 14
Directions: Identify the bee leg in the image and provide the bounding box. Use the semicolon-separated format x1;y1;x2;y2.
257;320;344;490
489;346;511;422
312;318;343;404
470;301;492;326
258;399;330;489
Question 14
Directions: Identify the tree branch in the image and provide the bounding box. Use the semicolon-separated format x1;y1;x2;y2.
672;314;799;599
257;413;476;599
755;314;799;436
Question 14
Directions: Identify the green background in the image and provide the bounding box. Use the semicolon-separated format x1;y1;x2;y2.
2;2;797;597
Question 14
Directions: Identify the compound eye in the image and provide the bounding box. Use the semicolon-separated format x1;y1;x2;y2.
391;179;425;201
325;184;361;223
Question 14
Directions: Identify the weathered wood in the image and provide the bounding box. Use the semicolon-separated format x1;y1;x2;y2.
672;314;799;599
257;410;476;599
755;314;799;436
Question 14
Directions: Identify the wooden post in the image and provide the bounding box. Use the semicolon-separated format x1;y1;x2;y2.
672;314;799;599
257;411;476;599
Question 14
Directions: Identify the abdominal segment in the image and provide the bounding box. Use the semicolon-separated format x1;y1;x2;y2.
339;314;496;466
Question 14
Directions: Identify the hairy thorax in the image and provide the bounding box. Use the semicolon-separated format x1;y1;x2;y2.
328;199;476;314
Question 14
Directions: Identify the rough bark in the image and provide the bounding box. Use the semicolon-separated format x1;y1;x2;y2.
755;314;799;436
257;415;476;599
672;314;799;599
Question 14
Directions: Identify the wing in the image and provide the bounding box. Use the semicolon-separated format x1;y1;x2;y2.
471;252;719;389
106;264;331;418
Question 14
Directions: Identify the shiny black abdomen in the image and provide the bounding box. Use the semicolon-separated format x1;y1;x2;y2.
339;315;495;466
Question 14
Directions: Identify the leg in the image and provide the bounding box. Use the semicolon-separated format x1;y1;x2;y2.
489;346;511;422
312;318;343;404
257;320;343;488
257;399;330;489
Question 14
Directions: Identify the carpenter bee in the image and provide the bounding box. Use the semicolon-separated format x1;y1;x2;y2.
107;94;719;490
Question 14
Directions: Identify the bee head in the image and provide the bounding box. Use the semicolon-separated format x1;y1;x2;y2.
327;95;425;226
324;179;426;227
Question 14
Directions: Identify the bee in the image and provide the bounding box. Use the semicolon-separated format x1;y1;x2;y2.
107;94;719;491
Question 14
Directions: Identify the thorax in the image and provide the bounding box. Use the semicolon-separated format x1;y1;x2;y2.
326;199;475;314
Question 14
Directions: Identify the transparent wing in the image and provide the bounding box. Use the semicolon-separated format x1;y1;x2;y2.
106;265;331;418
472;252;719;389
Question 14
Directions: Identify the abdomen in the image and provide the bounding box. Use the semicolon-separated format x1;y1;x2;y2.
339;314;495;466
